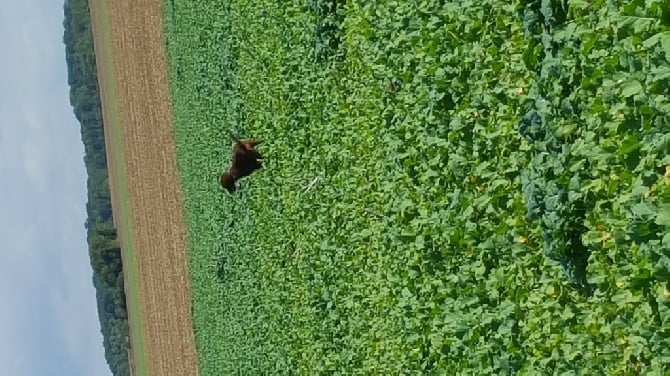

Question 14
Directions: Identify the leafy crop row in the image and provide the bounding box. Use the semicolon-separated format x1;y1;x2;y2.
163;0;669;373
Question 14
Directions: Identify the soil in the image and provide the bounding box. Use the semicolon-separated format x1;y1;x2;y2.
89;0;198;375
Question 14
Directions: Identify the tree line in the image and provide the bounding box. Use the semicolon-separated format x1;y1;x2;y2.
63;0;130;374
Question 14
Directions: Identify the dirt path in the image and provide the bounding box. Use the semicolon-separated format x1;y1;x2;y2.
89;0;198;375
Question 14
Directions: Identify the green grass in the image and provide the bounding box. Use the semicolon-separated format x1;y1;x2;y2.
90;0;148;374
163;0;670;374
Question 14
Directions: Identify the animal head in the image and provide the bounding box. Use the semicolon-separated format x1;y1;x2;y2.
220;172;237;193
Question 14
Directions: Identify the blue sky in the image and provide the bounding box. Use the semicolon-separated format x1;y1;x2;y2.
0;1;110;375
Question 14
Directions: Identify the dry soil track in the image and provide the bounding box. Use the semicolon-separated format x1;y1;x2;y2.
89;0;198;375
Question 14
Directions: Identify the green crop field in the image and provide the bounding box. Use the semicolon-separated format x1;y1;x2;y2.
163;0;670;374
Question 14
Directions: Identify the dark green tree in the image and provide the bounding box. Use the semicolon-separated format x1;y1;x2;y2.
63;0;130;374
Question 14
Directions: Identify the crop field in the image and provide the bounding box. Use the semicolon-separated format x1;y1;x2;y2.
89;0;147;374
164;0;670;374
89;0;198;374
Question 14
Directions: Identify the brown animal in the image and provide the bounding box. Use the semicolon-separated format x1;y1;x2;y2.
220;133;263;193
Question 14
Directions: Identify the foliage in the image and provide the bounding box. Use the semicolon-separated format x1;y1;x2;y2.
164;0;670;373
63;0;130;375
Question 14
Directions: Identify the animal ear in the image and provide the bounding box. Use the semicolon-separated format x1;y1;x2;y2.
228;132;242;144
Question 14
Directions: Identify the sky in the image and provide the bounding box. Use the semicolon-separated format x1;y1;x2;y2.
0;1;110;375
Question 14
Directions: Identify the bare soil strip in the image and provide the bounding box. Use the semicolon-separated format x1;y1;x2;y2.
89;0;198;375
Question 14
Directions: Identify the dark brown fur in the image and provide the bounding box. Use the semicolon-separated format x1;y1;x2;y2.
220;134;263;193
